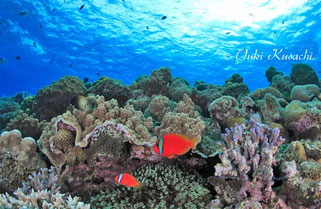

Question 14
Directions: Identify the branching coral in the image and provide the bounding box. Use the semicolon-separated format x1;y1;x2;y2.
155;94;205;143
90;163;211;208
0;167;90;208
0;130;45;192
212;119;285;205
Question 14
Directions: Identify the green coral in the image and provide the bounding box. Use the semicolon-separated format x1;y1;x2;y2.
32;76;86;121
90;163;211;209
265;66;283;82
225;73;244;84
290;63;319;86
168;77;192;102
88;76;130;106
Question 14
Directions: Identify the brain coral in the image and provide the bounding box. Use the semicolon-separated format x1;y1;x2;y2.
90;163;211;209
32;76;86;121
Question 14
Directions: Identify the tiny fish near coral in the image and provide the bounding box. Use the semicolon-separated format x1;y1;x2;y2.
115;173;143;188
153;133;199;159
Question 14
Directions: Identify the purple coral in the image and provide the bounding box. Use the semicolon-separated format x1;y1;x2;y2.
214;119;285;203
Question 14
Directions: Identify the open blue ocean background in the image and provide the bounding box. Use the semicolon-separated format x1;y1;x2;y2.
0;0;320;96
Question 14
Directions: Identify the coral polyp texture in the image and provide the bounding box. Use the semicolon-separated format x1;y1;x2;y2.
1;65;321;208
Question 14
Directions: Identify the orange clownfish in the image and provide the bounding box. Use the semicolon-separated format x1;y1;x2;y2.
115;173;143;188
153;134;199;159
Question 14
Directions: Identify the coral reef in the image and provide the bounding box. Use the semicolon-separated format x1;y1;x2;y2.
265;66;283;82
290;84;320;102
271;75;294;101
87;76;130;106
168;77;192;101
208;96;245;126
0;167;90;208
155;94;205;142
222;74;250;99
90;163;211;208
259;93;282;123
6;110;46;139
290;63;319;86
212;119;284;206
146;95;173;121
0;130;45;192
0;96;19;131
32;76;86;121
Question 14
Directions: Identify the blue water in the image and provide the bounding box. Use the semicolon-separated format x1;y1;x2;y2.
0;0;320;96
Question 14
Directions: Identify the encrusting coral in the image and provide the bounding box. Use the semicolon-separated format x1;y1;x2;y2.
211;119;285;206
0;130;45;192
90;163;212;209
0;167;90;208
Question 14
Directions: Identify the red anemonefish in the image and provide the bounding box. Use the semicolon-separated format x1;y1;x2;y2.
115;173;143;188
153;134;199;159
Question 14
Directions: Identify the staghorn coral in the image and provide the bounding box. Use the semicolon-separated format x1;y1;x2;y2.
155;94;205;143
213;119;285;205
32;76;86;121
208;96;245;126
146;95;173;121
290;63;319;86
87;76;130;106
6;110;46;139
90;163;211;209
290;84;320;102
0;130;45;192
0;167;90;208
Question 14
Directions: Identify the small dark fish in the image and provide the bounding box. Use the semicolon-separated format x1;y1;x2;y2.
146;26;149;29
83;77;89;83
273;31;276;34
161;16;167;20
318;71;321;74
50;58;54;64
33;42;37;48
40;24;43;29
15;56;21;60
249;13;253;17
52;8;56;12
69;63;72;68
79;4;85;10
0;57;4;64
19;11;27;16
272;176;288;181
226;31;231;35
97;73;100;76
282;21;284;24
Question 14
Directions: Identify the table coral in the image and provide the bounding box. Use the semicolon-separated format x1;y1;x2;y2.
155;94;205;143
0;130;45;192
90;163;211;209
32;76;86;121
213;119;285;205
